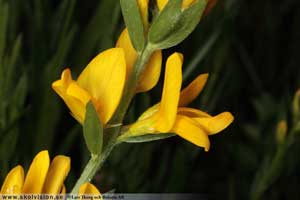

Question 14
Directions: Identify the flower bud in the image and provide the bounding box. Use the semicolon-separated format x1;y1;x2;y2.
276;120;287;143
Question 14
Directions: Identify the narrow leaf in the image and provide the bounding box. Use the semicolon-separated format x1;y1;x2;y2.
0;1;8;60
149;0;207;49
120;0;145;51
149;0;182;44
83;101;103;155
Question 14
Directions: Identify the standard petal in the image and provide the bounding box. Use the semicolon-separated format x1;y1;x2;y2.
1;166;24;194
77;48;126;124
79;183;101;195
155;52;183;132
43;155;71;194
193;112;234;135
23;150;50;193
179;73;208;106
137;50;162;92
172;115;210;151
116;29;137;79
137;0;149;29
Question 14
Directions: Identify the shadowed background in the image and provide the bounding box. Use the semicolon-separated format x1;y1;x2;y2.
0;0;300;199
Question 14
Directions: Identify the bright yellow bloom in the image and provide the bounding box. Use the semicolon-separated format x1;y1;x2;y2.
123;52;234;151
157;0;218;15
0;150;101;195
52;48;126;124
116;0;162;93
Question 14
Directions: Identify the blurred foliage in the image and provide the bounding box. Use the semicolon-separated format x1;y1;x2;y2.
0;0;300;199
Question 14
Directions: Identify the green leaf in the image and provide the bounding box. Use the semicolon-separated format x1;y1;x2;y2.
8;34;22;70
122;133;175;143
149;0;182;44
0;1;8;60
83;101;103;155
120;0;145;51
149;0;207;49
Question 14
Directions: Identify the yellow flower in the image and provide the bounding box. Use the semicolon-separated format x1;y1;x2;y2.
0;150;101;195
157;0;218;15
52;48;126;124
116;0;162;93
122;52;234;151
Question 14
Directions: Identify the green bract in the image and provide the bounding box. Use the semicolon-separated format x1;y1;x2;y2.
83;101;103;155
120;0;145;52
149;0;207;49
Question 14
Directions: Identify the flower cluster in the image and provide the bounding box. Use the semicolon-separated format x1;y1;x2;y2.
52;0;233;151
1;0;231;195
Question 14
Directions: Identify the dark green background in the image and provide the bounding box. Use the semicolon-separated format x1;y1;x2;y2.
0;0;300;199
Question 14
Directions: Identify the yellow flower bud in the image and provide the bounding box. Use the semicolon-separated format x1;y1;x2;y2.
276;120;288;143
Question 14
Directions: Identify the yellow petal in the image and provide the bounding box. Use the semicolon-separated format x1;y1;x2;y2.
23;150;50;193
43;155;71;194
116;29;137;79
126;117;157;138
61;185;66;194
52;68;72;96
154;52;183;132
67;83;91;104
172;115;210;151
1;166;24;194
177;107;211;118
157;0;167;10
137;0;149;29
65;82;94;123
116;29;162;93
77;48;126;124
52;69;91;123
137;50;162;92
157;0;196;10
138;104;159;121
193;112;234;135
79;183;101;195
179;73;208;106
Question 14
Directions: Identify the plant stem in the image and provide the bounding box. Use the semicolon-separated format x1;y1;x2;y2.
70;142;115;194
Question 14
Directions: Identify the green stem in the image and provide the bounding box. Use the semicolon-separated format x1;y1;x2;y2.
70;142;115;194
